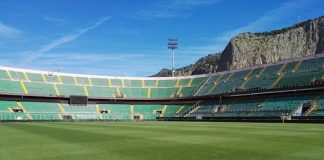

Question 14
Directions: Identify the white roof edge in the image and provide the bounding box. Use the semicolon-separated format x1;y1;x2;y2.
0;53;323;80
0;66;208;80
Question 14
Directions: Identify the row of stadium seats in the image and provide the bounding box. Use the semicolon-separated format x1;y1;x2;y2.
190;95;322;117
0;101;190;120
0;98;322;121
278;58;323;86
0;56;322;98
0;79;200;98
195;56;324;96
3;94;316;120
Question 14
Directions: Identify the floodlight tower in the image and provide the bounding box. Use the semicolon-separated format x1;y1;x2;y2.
168;38;178;77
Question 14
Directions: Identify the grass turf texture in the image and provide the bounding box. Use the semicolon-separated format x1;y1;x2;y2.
0;122;323;160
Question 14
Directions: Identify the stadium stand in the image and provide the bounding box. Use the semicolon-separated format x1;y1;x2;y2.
0;53;323;121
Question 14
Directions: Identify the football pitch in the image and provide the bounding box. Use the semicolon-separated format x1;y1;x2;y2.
0;122;323;160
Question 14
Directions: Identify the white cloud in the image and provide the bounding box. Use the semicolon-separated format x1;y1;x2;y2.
24;16;111;63
136;0;222;19
0;22;21;38
43;15;66;23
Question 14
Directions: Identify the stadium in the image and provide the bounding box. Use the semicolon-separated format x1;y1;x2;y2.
0;53;324;121
1;1;324;160
0;52;323;160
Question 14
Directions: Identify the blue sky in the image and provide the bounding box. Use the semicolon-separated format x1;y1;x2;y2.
0;0;323;76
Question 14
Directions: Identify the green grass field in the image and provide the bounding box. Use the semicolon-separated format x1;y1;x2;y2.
0;122;323;160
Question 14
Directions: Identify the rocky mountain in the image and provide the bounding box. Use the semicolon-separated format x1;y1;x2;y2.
152;16;324;77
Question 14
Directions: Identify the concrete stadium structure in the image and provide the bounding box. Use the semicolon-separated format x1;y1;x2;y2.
0;53;323;122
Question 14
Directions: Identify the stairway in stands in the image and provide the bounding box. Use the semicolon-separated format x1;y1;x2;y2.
179;101;202;117
272;64;287;87
304;96;321;116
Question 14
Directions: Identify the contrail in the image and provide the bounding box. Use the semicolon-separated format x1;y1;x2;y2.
25;16;111;63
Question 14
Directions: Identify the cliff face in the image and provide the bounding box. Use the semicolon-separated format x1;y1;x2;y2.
153;16;324;77
151;54;221;77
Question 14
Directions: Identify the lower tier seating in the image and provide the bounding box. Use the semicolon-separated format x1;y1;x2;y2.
0;95;323;120
0;101;186;120
189;95;319;117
